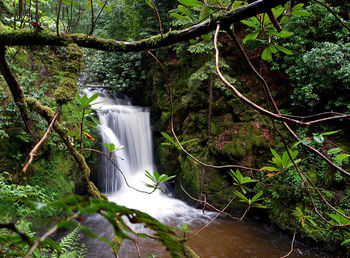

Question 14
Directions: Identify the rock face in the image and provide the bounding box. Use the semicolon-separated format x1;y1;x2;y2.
134;41;280;212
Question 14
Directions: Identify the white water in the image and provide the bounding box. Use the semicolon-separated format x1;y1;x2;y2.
86;89;212;230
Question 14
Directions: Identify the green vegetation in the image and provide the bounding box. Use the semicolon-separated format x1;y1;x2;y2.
1;0;350;257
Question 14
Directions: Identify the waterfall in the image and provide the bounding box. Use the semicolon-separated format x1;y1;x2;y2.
85;89;212;224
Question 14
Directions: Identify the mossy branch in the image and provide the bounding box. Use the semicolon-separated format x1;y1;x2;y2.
0;46;32;134
0;0;288;51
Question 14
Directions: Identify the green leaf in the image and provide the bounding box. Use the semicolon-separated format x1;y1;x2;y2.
272;7;284;18
241;19;259;28
269;45;277;54
341;238;350;246
292;3;304;11
260;166;280;172
233;191;249;202
178;5;192;19
320;130;340;136
270;30;293;38
270;148;280;159
145;0;154;9
87;93;99;104
262;47;272;60
313;135;324;144
243;31;259;44
280;16;288;24
292;10;311;16
201;34;211;41
199;4;210;21
95;0;111;12
275;45;293;55
161;132;177;146
170;13;190;21
336;153;349;162
327;148;342;155
189;39;197;44
251;191;263;202
178;0;203;7
248;39;265;50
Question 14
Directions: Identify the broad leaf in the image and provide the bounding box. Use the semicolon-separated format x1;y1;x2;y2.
178;0;202;7
275;45;293;55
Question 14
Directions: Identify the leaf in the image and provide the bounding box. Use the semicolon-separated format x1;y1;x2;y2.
266;173;275;177
292;3;304;11
201;34;211;41
313;134;324;144
248;39;265;50
341;238;350;246
260;166;280;172
82;131;95;141
95;0;111;12
280;16;288;24
270;30;293;38
327;148;342;155
87;93;99;104
170;13;190;21
275;45;293;55
241;19;259;28
178;5;192;19
189;39;197;44
161;132;177;146
292;10;311;17
269;45;277;54
178;0;203;7
243;31;259;44
145;0;154;9
336;154;349;162
251;191;263;202
233;191;249;202
262;46;272;60
199;4;210;21
320;130;340;136
270;148;280;159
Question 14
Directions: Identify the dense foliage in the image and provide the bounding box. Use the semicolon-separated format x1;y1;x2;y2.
0;0;350;257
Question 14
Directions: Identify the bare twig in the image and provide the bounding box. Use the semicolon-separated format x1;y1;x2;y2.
188;196;239;240
281;229;296;258
215;24;350;226
226;28;350;178
80;148;157;194
149;0;163;37
22;107;61;173
90;0;108;35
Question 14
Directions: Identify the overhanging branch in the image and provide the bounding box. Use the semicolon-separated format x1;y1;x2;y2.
0;0;288;51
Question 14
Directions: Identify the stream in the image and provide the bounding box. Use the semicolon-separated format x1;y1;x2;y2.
80;89;337;257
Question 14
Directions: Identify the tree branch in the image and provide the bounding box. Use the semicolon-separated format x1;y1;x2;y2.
0;46;32;134
0;0;289;51
22;106;61;173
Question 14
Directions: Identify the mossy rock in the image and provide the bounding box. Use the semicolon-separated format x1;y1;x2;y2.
180;155;201;198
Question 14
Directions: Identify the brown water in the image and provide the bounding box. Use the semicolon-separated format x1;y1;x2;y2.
79;215;337;258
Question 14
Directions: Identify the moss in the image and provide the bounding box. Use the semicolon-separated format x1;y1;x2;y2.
180;156;201;198
182;244;200;258
54;43;83;105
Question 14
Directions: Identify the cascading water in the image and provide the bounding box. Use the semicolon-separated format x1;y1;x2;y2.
81;89;335;258
83;89;213;256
